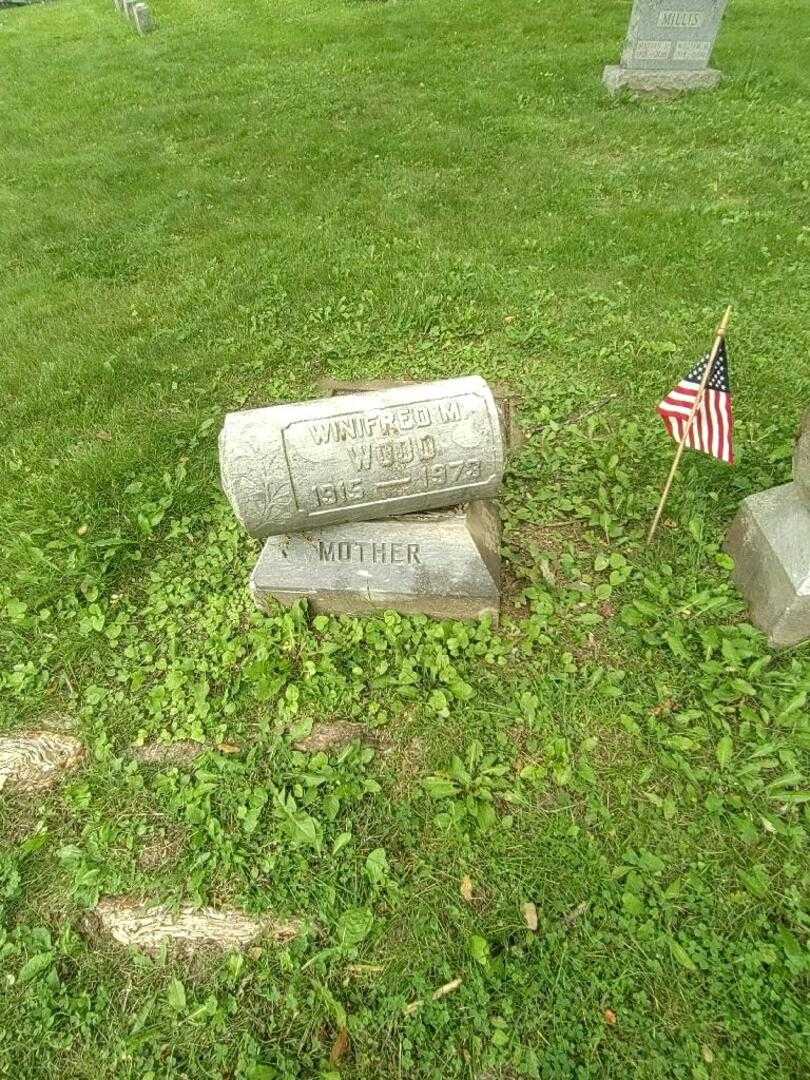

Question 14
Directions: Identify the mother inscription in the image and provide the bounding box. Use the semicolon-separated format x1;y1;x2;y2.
219;377;505;538
603;0;729;94
251;502;502;622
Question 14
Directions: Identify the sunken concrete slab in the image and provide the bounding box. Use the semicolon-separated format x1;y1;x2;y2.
315;376;525;453
293;722;392;754
603;0;729;95
219;377;505;538
90;898;300;954
252;500;501;623
0;730;85;792
726;482;810;648
129;740;240;765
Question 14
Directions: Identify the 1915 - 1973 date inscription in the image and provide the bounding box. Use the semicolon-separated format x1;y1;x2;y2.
281;392;495;516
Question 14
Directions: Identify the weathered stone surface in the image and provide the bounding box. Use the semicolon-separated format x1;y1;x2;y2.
602;64;721;93
603;0;729;94
315;377;525;453
90;898;300;953
220;377;505;538
130;740;207;765
726;483;810;648
293;722;392;754
129;740;240;765
131;2;153;33
793;408;810;500
0;730;85;792
251;500;501;622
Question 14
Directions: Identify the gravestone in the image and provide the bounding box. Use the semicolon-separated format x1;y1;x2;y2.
603;0;729;93
90;899;300;954
316;376;525;453
251;501;501;623
0;730;85;792
726;410;810;648
219;377;505;538
132;2;153;33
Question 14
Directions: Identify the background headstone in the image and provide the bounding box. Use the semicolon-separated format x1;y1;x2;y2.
726;409;810;648
89;899;300;954
251;500;501;623
603;0;729;94
132;2;153;34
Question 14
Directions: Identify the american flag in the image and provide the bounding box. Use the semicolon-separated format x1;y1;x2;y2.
657;339;734;464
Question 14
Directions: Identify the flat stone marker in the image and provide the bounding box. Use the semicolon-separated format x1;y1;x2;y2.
251;500;501;622
726;411;810;648
0;730;85;792
293;721;392;754
90;898;300;954
603;0;729;94
220;377;505;538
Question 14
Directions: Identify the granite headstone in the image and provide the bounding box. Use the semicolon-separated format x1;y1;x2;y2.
603;0;729;94
726;409;810;648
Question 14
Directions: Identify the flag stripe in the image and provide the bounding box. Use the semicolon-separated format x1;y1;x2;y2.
712;389;722;460
657;342;734;464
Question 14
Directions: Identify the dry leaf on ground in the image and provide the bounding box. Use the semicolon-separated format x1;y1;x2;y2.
329;1026;350;1065
522;902;538;931
563;900;588;927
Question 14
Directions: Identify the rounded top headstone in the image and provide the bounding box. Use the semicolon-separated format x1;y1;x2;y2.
219;376;506;538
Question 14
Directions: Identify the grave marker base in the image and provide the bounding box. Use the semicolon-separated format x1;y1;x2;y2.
251;500;501;623
602;64;721;93
726;482;810;648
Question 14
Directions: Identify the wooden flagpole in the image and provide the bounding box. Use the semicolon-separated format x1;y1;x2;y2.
647;305;733;544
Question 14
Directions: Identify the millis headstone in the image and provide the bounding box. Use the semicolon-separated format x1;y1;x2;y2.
603;0;729;94
726;409;810;648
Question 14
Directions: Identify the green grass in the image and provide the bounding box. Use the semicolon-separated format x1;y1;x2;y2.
1;0;809;1076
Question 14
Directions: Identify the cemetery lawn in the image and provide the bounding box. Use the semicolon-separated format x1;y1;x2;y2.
2;0;810;1076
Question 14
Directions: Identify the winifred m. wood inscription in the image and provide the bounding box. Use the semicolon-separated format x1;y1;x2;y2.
219;377;505;537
